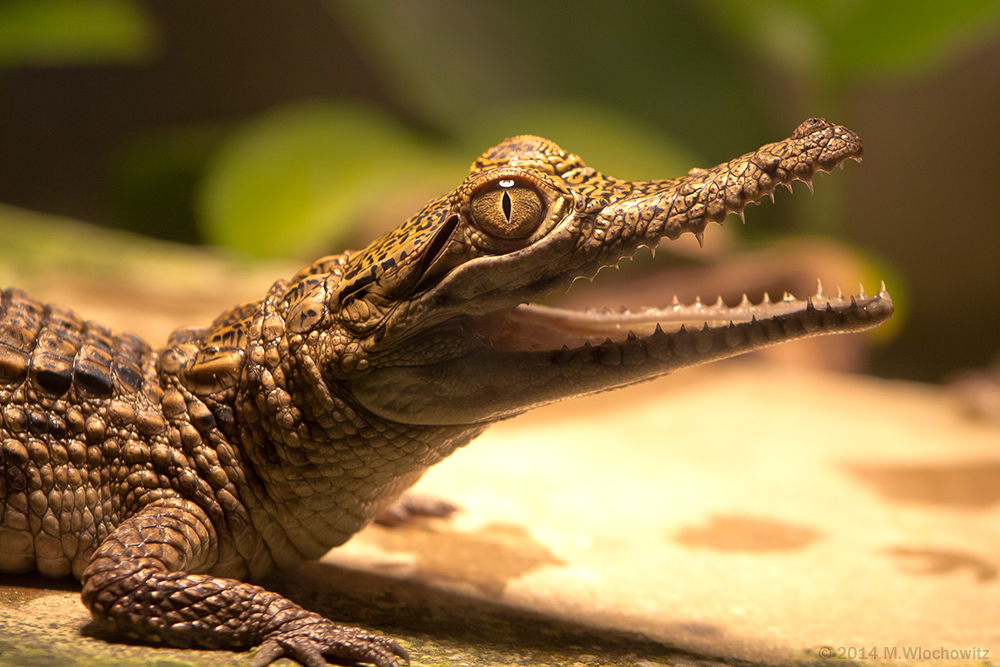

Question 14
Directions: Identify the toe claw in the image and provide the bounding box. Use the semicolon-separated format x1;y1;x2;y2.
250;639;286;667
259;616;408;667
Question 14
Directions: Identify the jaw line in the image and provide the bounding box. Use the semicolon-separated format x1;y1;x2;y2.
349;281;893;427
472;283;894;353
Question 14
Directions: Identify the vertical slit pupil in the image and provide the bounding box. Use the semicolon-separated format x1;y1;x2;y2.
501;191;513;222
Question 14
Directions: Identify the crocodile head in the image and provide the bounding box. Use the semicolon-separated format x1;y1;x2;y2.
292;118;892;426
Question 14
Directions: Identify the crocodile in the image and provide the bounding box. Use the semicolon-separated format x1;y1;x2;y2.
0;118;892;667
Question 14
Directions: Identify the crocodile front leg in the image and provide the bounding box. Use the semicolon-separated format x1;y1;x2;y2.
81;498;407;667
0;286;409;666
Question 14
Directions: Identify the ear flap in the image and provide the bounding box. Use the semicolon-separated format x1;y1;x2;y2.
419;214;459;273
414;213;460;288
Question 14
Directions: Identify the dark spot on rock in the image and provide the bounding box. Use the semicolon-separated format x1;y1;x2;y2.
886;546;998;582
365;521;564;599
845;461;1000;507
673;514;821;552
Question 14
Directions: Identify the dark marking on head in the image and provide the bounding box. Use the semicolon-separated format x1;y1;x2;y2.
340;266;379;304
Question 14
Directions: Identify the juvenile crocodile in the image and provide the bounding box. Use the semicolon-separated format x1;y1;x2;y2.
0;118;892;666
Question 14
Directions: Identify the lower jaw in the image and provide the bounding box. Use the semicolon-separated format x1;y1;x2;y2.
475;285;889;353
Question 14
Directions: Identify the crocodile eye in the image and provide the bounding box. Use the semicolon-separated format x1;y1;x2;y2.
470;179;544;239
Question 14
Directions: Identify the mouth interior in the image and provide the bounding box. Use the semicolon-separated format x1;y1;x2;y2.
478;286;876;352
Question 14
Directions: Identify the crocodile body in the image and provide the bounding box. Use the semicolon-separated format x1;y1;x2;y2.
0;119;892;666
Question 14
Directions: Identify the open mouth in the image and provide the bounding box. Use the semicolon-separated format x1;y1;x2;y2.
476;282;893;354
356;278;893;425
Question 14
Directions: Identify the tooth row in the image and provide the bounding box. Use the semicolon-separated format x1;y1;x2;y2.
605;281;887;323
552;284;892;367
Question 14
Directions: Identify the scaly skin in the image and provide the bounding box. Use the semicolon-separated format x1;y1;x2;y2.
0;118;892;666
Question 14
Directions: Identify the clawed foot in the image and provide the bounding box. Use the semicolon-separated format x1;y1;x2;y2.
250;617;408;667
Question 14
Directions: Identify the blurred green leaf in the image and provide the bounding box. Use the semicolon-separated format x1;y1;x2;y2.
197;103;459;259
331;0;771;161
0;0;155;66
109;125;230;244
705;0;1000;81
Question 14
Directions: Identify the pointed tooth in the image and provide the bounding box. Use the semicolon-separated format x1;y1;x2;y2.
694;232;705;248
713;296;724;309
858;283;867;299
701;322;711;332
627;330;637;341
672;295;681;307
693;296;702;307
782;291;794;302
804;178;815;194
762;292;772;304
815;278;825;298
737;208;746;224
654;323;664;335
650;244;657;258
880;280;887;294
836;285;844;299
806;296;815;311
767;191;775;204
740;293;750;306
783;182;794;193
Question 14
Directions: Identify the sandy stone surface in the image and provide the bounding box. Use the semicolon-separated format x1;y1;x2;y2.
324;363;1000;665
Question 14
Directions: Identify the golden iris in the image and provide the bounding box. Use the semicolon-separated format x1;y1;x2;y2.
470;180;544;239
